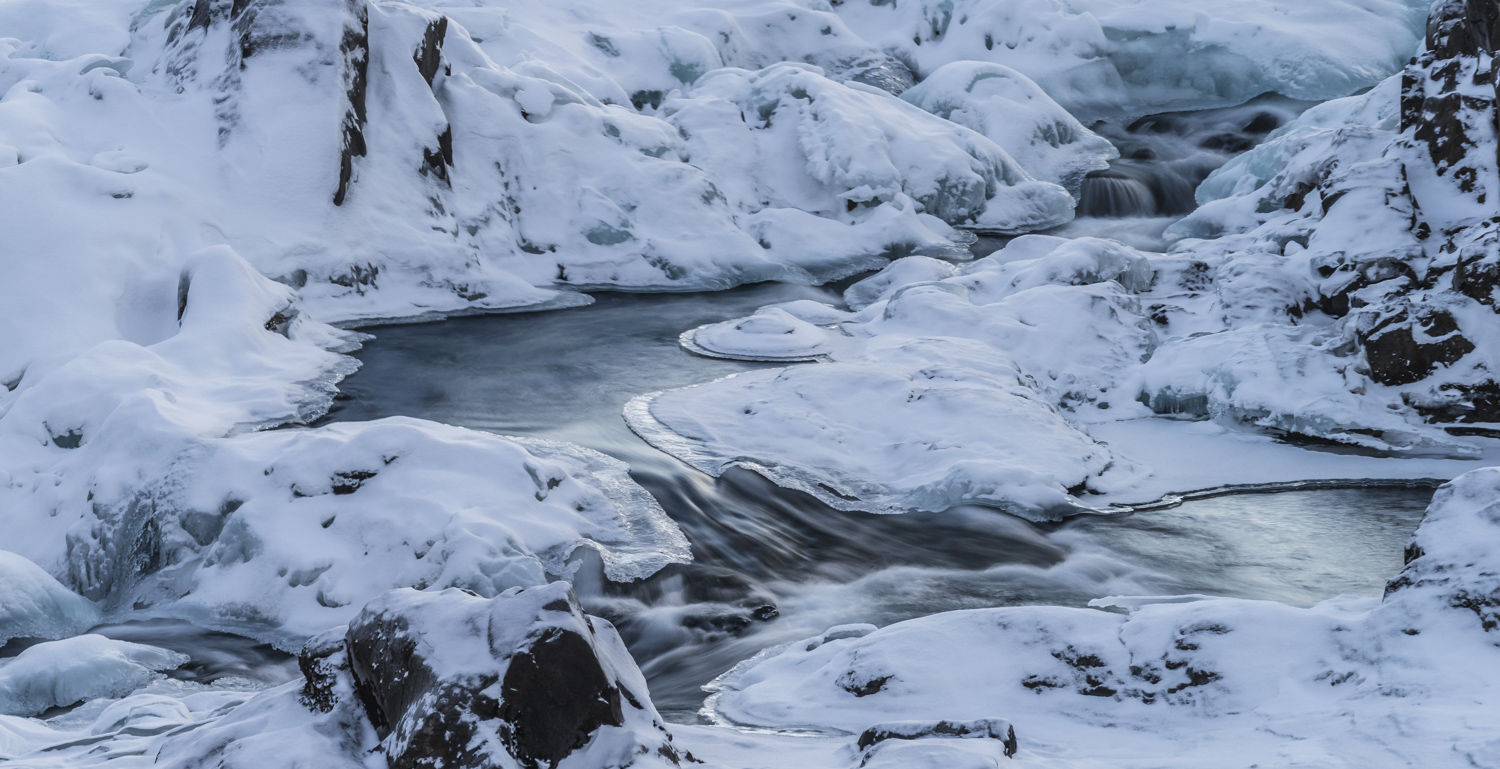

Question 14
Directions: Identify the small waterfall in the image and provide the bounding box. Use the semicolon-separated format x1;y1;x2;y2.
1077;96;1316;219
1079;171;1157;217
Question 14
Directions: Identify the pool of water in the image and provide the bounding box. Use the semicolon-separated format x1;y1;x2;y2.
317;283;1433;720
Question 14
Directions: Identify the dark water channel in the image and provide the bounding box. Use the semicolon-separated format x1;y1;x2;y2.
318;283;1433;721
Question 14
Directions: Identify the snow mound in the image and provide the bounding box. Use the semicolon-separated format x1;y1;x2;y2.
0;635;187;717
677;63;1076;234
705;466;1500;766
646;237;1164;516
0;551;100;647
634;278;1160;517
900;61;1117;195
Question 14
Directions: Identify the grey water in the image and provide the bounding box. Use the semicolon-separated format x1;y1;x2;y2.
317;283;1433;720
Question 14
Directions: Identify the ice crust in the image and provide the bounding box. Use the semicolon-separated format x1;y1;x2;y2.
0;552;100;647
635;236;1165;518
0;635;187;717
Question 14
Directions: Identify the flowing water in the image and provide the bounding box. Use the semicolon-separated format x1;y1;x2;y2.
316;285;1433;720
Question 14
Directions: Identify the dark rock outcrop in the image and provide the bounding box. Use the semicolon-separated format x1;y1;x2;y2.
856;718;1018;757
313;583;679;769
1358;307;1475;385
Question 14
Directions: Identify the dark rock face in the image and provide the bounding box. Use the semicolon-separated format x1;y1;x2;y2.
335;4;370;206
856;718;1018;758
332;584;679;769
1358;308;1475;385
498;628;624;767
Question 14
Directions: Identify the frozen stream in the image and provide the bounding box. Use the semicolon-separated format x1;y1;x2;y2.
317;284;1434;720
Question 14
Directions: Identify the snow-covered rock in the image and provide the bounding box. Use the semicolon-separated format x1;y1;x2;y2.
0;551;99;646
336;583;681;769
674;63;1075;234
0;635;186;717
900;61;1117;195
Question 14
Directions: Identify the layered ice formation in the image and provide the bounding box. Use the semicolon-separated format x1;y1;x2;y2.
1;0;1498;767
0;552;100;647
0;635;186;717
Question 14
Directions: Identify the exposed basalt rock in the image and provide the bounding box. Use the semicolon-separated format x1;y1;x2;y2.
1358;308;1475;385
857;718;1018;758
413;16;448;86
335;5;370;206
339;584;679;769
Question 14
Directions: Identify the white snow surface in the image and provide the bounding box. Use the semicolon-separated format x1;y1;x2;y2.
0;635;186;717
636;51;1500;516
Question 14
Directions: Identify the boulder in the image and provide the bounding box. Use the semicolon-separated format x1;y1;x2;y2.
303;583;681;769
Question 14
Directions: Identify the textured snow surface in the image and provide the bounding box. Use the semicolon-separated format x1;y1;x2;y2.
834;0;1431;119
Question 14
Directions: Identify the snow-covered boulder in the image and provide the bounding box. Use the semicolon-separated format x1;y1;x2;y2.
0;635;186;717
674;63;1076;233
334;583;681;769
0;551;100;646
900;61;1117;195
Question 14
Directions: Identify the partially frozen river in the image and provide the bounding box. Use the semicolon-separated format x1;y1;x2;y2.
318;282;1434;720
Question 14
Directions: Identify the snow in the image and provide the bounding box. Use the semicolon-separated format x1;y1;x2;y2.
0;552;99;647
900;61;1118;195
0;635;186;717
636;42;1500;517
0;0;1495;766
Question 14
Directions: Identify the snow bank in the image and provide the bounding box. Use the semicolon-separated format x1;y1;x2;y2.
675;63;1075;234
0;245;686;648
833;0;1431;118
632;236;1172;518
704;466;1500;766
900;61;1117;195
0;552;99;646
0;635;186;717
